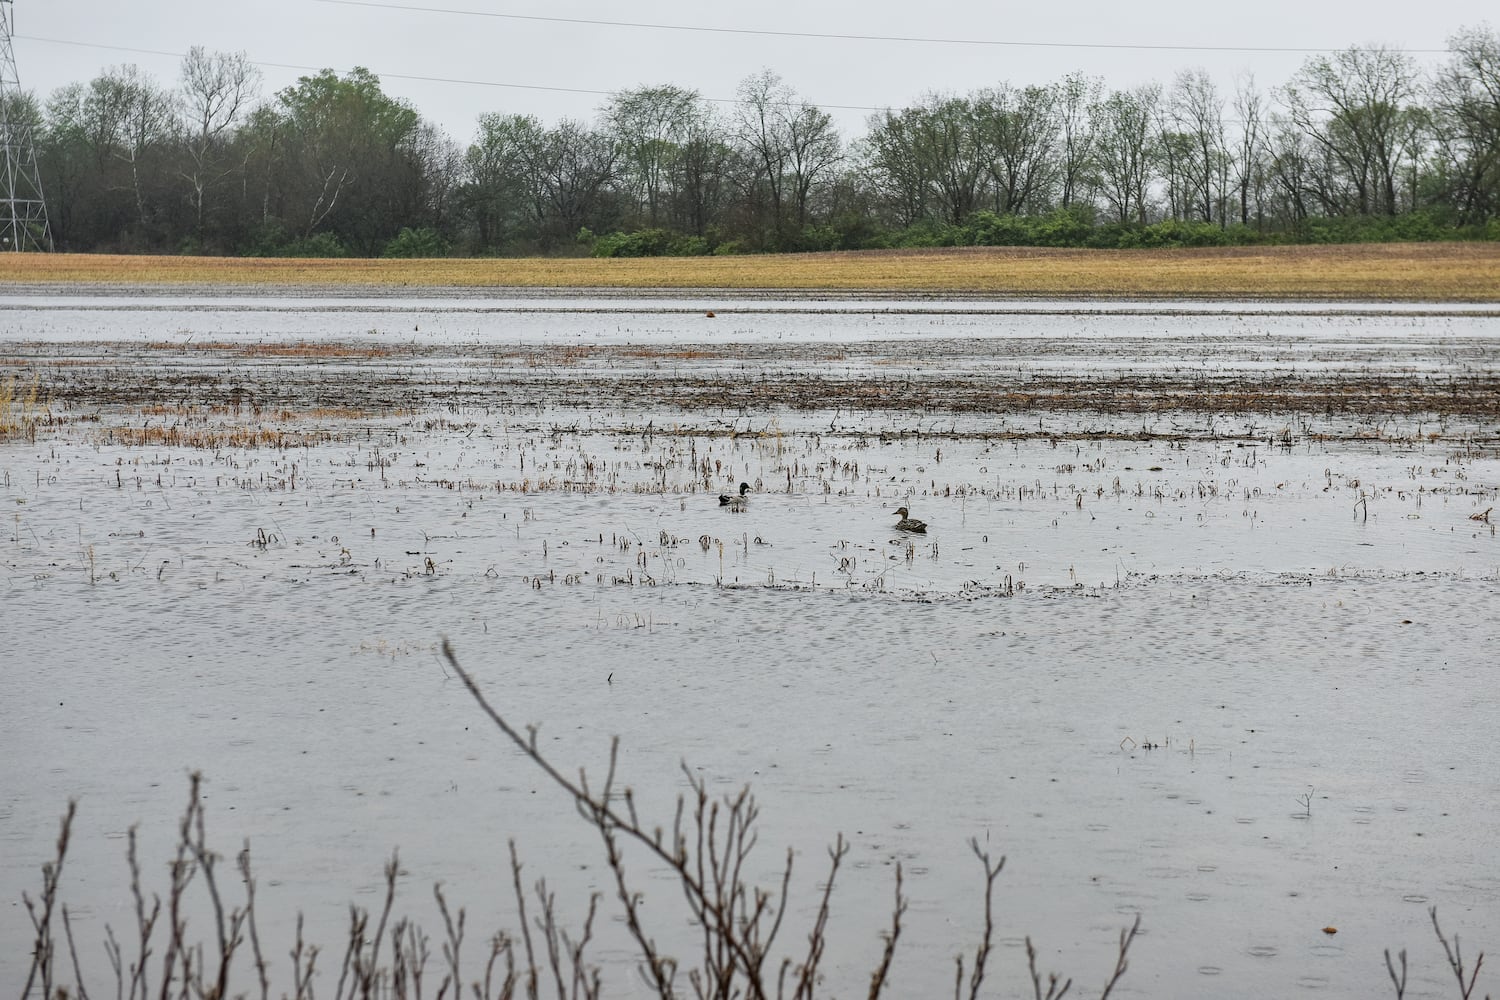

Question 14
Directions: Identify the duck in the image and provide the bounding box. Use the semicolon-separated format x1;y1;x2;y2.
719;482;751;508
892;506;927;533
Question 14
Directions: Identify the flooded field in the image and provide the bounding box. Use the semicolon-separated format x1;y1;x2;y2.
3;292;1499;999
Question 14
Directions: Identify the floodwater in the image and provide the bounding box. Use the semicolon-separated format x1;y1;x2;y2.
2;292;1498;999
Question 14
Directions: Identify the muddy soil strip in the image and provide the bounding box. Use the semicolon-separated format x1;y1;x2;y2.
10;338;1500;431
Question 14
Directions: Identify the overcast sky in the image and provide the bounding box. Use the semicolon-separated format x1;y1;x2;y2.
10;0;1497;142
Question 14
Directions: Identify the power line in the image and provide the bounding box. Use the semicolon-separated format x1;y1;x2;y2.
312;0;1450;54
12;24;1456;129
15;33;897;111
19;34;626;98
1;0;55;251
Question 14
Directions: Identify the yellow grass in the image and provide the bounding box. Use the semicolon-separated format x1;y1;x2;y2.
0;373;46;437
1;244;1497;300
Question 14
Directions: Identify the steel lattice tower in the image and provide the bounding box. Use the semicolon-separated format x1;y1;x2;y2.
0;0;52;252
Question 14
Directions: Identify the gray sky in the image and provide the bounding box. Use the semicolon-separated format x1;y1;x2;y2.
11;0;1497;143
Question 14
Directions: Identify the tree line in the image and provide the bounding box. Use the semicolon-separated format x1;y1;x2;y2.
4;26;1499;257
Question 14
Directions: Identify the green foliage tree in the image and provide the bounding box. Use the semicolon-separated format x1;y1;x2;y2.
462;112;547;252
1055;71;1102;210
383;225;449;258
605;84;701;229
41;66;176;250
265;67;423;252
915;96;987;225
975;83;1059;215
862;104;939;227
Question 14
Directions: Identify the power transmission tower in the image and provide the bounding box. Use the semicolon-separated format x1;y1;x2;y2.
0;0;52;252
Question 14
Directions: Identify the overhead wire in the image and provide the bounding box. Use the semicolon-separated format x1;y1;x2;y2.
18;34;664;103
311;0;1450;55
19;34;920;111
17;2;1460;125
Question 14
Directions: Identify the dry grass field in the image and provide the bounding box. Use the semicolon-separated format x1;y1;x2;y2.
1;242;1498;299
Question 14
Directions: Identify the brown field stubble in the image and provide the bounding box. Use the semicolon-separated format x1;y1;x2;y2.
2;244;1498;299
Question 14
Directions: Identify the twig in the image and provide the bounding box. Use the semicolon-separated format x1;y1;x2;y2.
506;841;540;1000
442;640;820;1000
959;839;1005;1000
21;798;76;1000
63;905;93;1000
185;774;248;1000
1431;907;1486;1000
239;844;271;1000
1098;913;1141;1000
125;826;160;1000
333;905;369;1000
564;893;601;1000
159;777;201;1000
289;915;320;1000
1025;936;1072;1000
792;835;847;1000
1385;947;1407;999
434;883;466;1000
866;863;906;1000
358;854;400;998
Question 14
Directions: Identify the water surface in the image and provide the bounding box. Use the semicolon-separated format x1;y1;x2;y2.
2;294;1497;999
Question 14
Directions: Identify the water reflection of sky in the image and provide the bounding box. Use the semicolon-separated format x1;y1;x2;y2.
3;294;1499;349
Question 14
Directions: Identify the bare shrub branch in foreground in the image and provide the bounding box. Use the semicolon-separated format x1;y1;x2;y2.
440;638;1140;999
1384;906;1490;1000
18;638;1148;999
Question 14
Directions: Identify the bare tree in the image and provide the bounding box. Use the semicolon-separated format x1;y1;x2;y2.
672;113;733;237
1263;117;1317;225
1282;45;1426;216
1162;68;1228;224
1092;84;1160;224
517;119;619;248
733;70;792;244
393;121;463;242
177;47;260;246
732;70;840;247
1428;24;1500;225
1231;74;1268;226
1055;72;1102;210
784;97;842;231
